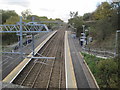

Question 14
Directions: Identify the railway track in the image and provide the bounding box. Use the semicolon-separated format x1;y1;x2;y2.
1;32;53;80
46;30;62;88
13;32;57;86
47;29;65;88
13;29;66;88
20;32;58;88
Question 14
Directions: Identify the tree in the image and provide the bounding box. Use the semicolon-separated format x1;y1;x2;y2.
21;9;32;20
83;13;93;21
93;2;114;20
69;11;78;18
55;18;63;22
27;15;40;21
89;2;117;43
69;11;75;18
97;59;118;88
5;16;19;24
39;16;48;21
0;10;18;24
68;15;84;37
74;11;78;18
109;1;120;30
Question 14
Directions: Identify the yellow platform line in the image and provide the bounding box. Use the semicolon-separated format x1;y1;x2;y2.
65;31;77;88
2;31;57;83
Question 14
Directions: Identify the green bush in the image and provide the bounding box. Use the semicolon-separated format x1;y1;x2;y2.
2;33;18;45
82;52;118;88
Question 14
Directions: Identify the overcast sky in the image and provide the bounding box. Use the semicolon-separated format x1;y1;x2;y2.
0;0;107;22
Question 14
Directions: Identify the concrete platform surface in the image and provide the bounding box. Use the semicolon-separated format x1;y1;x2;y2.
65;31;77;88
68;31;99;88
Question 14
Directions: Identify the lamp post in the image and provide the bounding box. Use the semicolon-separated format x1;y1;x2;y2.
112;0;120;58
115;30;120;58
82;25;85;33
85;29;89;45
73;23;75;32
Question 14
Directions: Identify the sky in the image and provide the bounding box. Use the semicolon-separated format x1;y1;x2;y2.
0;0;108;22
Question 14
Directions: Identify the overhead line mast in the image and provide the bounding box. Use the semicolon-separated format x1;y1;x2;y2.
0;16;62;60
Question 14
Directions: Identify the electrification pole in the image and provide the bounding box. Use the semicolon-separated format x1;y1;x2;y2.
19;16;23;60
32;17;35;56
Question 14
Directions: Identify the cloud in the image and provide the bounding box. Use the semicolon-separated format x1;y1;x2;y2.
0;0;30;7
0;0;107;22
39;8;55;12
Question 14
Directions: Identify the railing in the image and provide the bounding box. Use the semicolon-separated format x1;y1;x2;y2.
82;47;115;58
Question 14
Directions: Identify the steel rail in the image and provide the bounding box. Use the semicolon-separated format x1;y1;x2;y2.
59;40;64;89
46;31;62;89
58;31;64;89
45;38;59;89
19;32;57;86
20;34;55;86
31;34;58;88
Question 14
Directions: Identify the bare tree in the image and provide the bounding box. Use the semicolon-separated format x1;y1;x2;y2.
21;9;32;20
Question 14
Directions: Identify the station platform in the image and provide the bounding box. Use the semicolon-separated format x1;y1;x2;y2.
1;81;28;89
2;31;57;83
64;31;77;88
67;31;99;88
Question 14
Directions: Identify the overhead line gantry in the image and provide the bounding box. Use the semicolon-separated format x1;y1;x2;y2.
0;16;62;61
